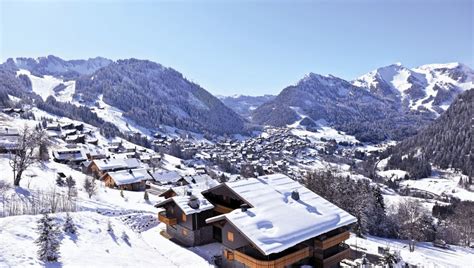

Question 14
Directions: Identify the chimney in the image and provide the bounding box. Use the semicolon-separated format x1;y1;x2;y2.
291;190;300;201
188;195;200;209
186;190;192;196
240;204;250;212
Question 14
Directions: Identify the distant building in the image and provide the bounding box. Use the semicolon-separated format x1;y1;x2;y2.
0;126;19;153
53;148;88;164
101;168;150;191
88;158;141;177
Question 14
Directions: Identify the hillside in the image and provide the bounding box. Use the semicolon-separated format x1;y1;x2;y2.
388;89;473;177
1;57;250;136
11;55;112;79
74;59;248;135
218;94;275;119
251;73;430;142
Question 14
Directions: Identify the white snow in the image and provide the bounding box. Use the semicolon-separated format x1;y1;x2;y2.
0;212;212;267
353;62;474;115
0;112;214;267
16;69;76;102
346;234;474;268
91;94;151;137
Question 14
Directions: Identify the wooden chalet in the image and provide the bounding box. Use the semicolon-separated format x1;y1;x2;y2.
155;189;215;247
156;173;356;268
101;168;150;191
88;158;141;178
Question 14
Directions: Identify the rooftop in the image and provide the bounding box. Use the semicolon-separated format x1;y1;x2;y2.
206;174;357;255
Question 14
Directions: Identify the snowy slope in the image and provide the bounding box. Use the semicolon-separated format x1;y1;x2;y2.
16;69;76;102
0;212;212;267
353;62;474;115
346;234;474;268
0;113;214;267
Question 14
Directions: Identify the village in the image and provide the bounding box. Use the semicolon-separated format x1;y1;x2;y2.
1;107;472;268
0;108;380;268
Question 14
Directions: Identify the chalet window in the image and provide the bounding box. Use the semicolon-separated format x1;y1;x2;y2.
182;213;186;222
227;231;234;242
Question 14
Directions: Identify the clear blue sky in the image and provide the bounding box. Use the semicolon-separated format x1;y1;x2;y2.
1;0;472;96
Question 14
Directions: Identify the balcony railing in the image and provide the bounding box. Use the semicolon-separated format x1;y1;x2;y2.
232;246;312;268
314;231;350;250
213;203;234;214
158;211;177;226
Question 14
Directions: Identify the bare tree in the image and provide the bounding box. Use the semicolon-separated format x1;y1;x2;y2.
9;125;50;186
396;199;427;251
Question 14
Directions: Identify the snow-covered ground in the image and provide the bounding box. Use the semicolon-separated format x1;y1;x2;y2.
0;110;215;267
0;212;212;267
346;234;474;268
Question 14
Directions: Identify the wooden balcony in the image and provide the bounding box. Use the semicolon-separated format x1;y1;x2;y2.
315;231;350;250
232;246;312;268
158;211;177;226
213;203;234;214
315;244;351;268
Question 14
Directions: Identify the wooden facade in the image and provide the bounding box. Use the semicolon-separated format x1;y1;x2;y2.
158;211;177;226
229;246;312;268
315;231;350;250
156;199;214;247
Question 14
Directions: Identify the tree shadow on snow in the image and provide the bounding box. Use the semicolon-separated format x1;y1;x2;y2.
44;261;63;268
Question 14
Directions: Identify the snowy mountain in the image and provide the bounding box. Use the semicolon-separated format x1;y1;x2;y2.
353;62;474;116
251;73;429;142
1;56;250;136
218;94;275;119
251;63;473;143
9;55;112;79
74;59;249;135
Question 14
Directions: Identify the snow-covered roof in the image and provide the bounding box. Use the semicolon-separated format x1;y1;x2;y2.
156;188;214;215
150;170;182;184
206;174;357;255
92;158;141;171
155;178;219;215
53;148;88;161
0;126;19;136
183;174;218;186
107;168;151;186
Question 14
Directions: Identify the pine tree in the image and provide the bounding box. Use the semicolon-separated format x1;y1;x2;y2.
65;176;77;200
143;190;149;201
120;189;124;198
63;213;77;235
35;213;61;262
121;231;129;243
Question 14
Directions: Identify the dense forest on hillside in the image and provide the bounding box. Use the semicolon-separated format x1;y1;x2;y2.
387;89;473;177
74;59;249;135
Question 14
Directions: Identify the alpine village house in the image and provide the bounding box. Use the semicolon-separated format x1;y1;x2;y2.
156;174;356;268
